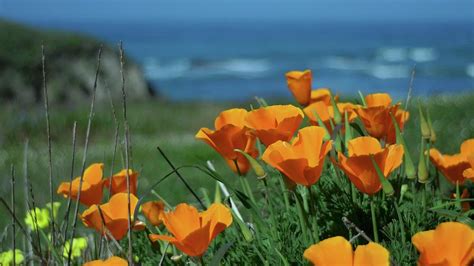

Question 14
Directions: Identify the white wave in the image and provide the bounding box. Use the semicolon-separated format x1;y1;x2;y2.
409;48;437;62
144;58;191;80
467;63;474;78
144;58;270;80
217;59;270;75
322;56;369;70
370;64;410;79
378;48;408;62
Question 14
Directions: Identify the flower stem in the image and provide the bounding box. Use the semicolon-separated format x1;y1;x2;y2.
370;199;379;242
294;192;311;244
278;176;290;212
307;186;320;243
393;200;406;244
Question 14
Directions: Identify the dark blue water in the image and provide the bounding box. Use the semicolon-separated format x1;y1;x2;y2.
31;20;474;100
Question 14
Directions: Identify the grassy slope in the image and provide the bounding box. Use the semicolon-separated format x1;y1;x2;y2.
1;93;474;227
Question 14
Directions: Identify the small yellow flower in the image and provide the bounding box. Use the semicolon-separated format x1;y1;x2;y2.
46;201;61;218
24;207;50;231
63;237;88;258
0;249;24;265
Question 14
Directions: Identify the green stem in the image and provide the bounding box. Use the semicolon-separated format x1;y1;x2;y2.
393;200;406;244
455;181;461;210
370;199;379;242
294;192;311;244
243;177;257;204
278;176;290;212
307;187;320;243
263;179;278;240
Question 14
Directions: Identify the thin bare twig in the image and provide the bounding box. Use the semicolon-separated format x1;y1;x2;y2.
63;121;77;243
23;140;34;266
68;45;103;265
11;164;16;265
41;44;56;250
106;81;120;201
405;65;416;110
118;41;134;265
157;146;205;209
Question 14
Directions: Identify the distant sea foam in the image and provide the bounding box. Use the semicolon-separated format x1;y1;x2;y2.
144;58;270;80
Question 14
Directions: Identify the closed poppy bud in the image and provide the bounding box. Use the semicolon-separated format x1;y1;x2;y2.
142;201;165;226
418;104;431;140
334;136;404;195
102;169;139;196
81;193;139;240
390;112;416;180
429;138;474;185
234;149;266;179
149;203;233;257
57;163;104;206
196;108;259;175
262;126;332;186
244;104;304;146
303;236;389;266
418;140;429;184
356;93;409;144
412;222;474;266
83;256;128;266
426;110;436;143
286;70;312;106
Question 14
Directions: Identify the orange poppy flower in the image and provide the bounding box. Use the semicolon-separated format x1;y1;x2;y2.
262;126;332;186
141;200;165;226
245;104;304;146
464;154;474;179
102;169;139;196
81;193;139;240
356;93;409;144
83;256;128;266
430;139;474;184
149;203;233;257
57;163;104;206
304;236;389;266
196;108;258;175
334;136;404;195
304;101;360;134
412;222;474;266
286;70;312;106
309;88;339;105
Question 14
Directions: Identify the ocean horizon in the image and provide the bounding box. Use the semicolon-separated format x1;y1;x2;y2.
22;19;474;101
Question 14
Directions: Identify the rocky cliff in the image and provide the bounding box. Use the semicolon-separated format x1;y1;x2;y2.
0;19;154;104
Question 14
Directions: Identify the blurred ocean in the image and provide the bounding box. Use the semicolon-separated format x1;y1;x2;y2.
33;20;473;101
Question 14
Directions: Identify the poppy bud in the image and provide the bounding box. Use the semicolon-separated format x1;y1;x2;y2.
418;104;431;140
330;93;342;124
358;90;367;107
390;112;416;180
234;149;266;179
426;109;437;143
344;111;353;148
418;140;429;183
370;155;395;196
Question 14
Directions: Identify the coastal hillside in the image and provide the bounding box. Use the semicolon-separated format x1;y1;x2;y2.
0;19;153;104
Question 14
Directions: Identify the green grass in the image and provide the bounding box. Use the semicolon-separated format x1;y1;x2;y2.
1;93;474;264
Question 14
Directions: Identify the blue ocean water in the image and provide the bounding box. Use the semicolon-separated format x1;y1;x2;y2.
32;20;474;101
